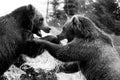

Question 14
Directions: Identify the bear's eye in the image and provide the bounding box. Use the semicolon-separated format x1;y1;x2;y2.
39;18;44;21
39;18;44;23
63;27;66;31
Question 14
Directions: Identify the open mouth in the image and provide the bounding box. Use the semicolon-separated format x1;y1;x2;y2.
34;29;51;38
37;30;42;37
34;26;51;37
32;29;42;38
34;30;42;37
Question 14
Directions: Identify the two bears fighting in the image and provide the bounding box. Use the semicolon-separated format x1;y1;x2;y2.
0;4;120;80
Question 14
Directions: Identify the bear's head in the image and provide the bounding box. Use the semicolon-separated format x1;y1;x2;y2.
32;8;51;37
11;4;51;40
57;15;99;42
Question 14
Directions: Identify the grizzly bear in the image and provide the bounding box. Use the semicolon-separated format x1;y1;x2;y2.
0;4;53;76
33;15;120;80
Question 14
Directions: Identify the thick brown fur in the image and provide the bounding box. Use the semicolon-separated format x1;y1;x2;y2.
33;15;120;80
0;4;52;76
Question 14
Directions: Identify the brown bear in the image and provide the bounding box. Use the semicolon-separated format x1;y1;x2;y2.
0;4;54;76
33;15;120;80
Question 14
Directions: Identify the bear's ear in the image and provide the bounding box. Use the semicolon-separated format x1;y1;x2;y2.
71;15;93;38
72;16;82;32
27;4;35;17
72;16;79;26
27;4;33;11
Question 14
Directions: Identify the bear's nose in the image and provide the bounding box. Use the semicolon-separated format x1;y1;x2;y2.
42;27;51;33
48;27;51;31
46;27;51;33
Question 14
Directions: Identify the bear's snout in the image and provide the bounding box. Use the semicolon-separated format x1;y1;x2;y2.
41;26;51;33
